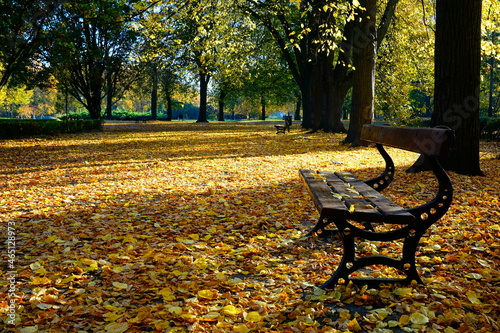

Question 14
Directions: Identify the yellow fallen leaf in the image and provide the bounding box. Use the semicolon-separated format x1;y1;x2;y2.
158;288;175;300
168;306;183;315
221;305;241;316
393;287;412;296
202;312;220;320
31;277;52;286
112;282;129;290
30;262;43;271
198;289;217;299
104;312;123;322
19;327;38;333
122;234;137;243
347;318;362;331
410;312;429;324
466;290;482;304
104;304;124;311
245;311;262;322
302;315;317;326
105;322;129;333
465;272;483;280
101;233;113;241
233;324;251;333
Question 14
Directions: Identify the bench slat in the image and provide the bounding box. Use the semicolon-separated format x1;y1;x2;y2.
300;169;415;224
334;171;415;224
318;171;384;222
299;169;351;219
361;125;453;157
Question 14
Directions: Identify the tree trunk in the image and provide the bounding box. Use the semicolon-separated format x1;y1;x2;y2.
431;0;483;175
300;66;314;128
218;90;226;121
105;72;113;119
294;91;302;121
345;0;377;145
166;95;172;121
326;79;350;133
87;84;103;119
151;67;158;120
197;72;210;123
261;95;266;120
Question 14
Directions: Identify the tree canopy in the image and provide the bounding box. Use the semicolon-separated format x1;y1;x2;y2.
0;0;499;174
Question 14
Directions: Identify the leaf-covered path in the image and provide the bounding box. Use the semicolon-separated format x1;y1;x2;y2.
1;122;499;332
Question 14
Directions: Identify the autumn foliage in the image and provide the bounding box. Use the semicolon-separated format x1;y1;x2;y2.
1;121;499;332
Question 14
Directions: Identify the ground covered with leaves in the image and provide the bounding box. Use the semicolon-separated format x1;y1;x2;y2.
1;121;499;333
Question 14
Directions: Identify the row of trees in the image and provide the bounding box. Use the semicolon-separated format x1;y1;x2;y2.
1;0;499;174
0;0;298;121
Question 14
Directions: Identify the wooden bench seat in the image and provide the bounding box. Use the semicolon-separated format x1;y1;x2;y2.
299;169;415;224
299;125;454;288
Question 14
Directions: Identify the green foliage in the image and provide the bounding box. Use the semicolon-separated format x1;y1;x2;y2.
45;0;138;119
60;110;92;120
481;117;500;140
400;117;431;128
375;0;434;123
0;119;102;139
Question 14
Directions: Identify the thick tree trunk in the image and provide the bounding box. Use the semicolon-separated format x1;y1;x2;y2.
326;80;350;133
345;0;377;145
105;73;113;119
430;0;483;175
87;86;103;119
151;68;158;120
261;95;266;120
300;66;314;129
166;95;172;121
197;72;210;123
294;92;302;121
218;90;226;121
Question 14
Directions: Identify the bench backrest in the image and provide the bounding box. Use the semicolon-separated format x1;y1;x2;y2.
361;125;454;157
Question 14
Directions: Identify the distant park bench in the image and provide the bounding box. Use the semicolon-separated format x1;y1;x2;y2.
275;116;292;134
299;125;454;288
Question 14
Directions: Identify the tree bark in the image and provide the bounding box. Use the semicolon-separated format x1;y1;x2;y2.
105;72;113;119
197;72;210;123
294;91;302;121
166;95;172;121
261;95;266;120
218;90;226;121
345;0;377;145
151;67;158;120
429;0;483;175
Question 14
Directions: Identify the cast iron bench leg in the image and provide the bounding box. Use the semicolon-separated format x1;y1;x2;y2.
307;216;340;238
401;228;426;284
320;219;355;288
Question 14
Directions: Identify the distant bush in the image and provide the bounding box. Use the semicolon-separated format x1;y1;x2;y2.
482;117;500;140
401;117;432;128
0;119;102;139
60;110;92;120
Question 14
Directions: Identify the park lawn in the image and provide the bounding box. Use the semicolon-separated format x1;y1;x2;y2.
1;121;499;332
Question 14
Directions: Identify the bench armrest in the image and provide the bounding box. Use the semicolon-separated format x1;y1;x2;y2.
364;143;395;192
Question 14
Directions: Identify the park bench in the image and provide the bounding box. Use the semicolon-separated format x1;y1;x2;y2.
299;125;454;288
275;115;292;134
